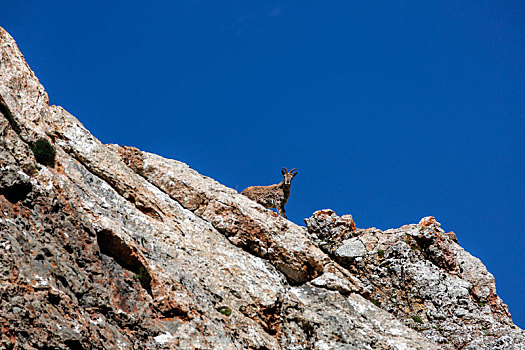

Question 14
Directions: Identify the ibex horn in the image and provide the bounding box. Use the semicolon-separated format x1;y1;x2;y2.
290;168;297;173
281;167;288;173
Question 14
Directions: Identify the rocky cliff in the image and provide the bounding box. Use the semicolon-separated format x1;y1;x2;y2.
0;26;523;350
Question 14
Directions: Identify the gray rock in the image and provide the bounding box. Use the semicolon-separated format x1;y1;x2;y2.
306;213;525;349
336;238;367;260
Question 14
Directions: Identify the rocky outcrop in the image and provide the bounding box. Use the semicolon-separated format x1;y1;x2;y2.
0;26;523;349
305;210;525;349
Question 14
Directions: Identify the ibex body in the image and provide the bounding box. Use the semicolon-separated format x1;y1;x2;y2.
241;168;298;219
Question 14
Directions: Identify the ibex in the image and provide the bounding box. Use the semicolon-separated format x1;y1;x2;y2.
241;168;298;219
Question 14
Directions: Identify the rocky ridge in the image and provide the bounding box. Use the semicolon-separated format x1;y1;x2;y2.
0;26;524;349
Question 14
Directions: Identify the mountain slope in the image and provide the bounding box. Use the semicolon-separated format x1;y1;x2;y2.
0;26;523;349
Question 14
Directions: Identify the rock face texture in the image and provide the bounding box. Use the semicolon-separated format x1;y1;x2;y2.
305;212;525;349
0;26;523;349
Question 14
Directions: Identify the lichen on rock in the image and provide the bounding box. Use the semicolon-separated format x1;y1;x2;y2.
303;210;524;349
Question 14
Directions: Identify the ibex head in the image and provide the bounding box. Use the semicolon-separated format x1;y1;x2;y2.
281;167;298;186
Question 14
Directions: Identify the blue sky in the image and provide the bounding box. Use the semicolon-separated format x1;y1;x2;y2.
2;1;524;327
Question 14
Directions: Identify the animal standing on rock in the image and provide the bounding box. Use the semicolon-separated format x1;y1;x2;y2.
241;168;298;219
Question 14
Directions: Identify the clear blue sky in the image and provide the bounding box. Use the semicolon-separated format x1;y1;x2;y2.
2;1;524;327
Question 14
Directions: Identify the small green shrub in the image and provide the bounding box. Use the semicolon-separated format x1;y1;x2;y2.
411;315;424;324
32;138;56;167
404;234;421;251
371;298;381;307
135;266;151;292
377;249;385;258
216;306;232;316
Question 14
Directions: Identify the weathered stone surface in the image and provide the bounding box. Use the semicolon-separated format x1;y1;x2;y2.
335;238;367;261
0;164;32;203
304;209;357;255
107;146;358;288
278;284;441;350
306;212;525;349
0;27;50;143
1;24;524;350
